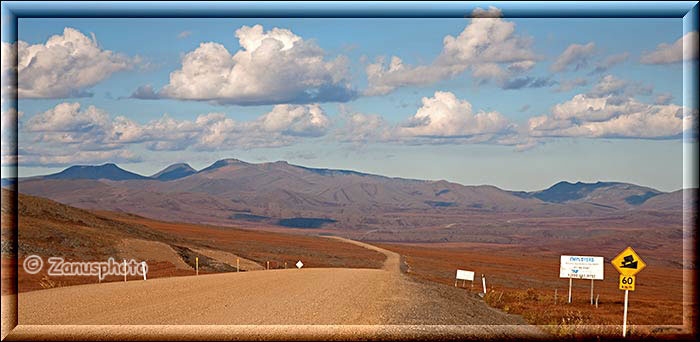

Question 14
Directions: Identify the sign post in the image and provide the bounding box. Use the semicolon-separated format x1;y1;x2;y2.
611;247;646;338
455;270;474;289
560;255;605;304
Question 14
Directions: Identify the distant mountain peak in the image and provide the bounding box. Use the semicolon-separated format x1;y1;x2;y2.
43;163;148;181
151;163;196;181
198;158;250;173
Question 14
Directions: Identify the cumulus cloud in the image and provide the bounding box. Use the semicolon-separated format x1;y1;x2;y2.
640;31;698;64
397;91;513;139
529;75;691;139
3;28;136;99
364;7;541;95
259;104;330;137
550;42;596;72
553;78;588;92
590;52;629;74
586;74;652;98
21;102;332;159
140;24;356;105
335;105;394;144
17;149;142;168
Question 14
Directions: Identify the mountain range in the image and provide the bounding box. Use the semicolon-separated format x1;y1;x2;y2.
7;158;692;231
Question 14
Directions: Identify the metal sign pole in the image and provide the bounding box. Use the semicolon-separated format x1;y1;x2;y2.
622;289;629;337
568;277;572;303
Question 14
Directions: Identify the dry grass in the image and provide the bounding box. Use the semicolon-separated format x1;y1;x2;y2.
378;242;694;338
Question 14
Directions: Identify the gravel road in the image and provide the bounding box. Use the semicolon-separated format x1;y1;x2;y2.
6;238;547;339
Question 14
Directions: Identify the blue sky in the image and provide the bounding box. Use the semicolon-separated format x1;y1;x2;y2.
3;12;697;191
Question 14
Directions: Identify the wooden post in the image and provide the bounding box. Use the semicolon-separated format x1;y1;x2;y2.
554;288;558;304
568;277;572;303
595;294;599;308
622;289;629;337
237;258;240;272
590;279;594;305
196;257;199;276
123;259;127;282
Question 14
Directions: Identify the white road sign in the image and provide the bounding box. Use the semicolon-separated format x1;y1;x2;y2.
456;270;474;281
560;255;604;280
296;260;303;269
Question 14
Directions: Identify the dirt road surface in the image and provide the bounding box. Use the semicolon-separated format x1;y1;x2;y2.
5;237;547;340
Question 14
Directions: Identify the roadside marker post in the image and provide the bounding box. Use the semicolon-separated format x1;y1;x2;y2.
267;261;269;270
123;259;127;282
142;261;147;281
481;274;487;294
554;288;557;304
595;294;599;308
237;258;240;272
611;247;646;338
98;267;101;284
196;257;199;276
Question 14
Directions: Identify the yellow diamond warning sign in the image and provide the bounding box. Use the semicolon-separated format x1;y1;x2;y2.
611;247;646;277
619;275;636;291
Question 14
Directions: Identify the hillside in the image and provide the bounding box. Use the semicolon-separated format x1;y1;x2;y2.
11;158;687;236
1;189;386;293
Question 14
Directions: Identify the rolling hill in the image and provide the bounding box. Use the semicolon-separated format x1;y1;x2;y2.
8;158;689;234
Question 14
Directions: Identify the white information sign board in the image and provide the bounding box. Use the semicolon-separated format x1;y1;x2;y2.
456;269;474;281
560;255;604;280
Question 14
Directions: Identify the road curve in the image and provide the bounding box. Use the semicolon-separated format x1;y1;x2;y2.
6;238;547;339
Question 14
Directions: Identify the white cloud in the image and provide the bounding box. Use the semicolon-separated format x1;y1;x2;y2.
641;31;698;64
177;31;192;39
5;28;136;99
550;42;596;72
586;74;652;98
553;78;588;92
398;91;512;138
364;7;540;95
259;104;330;137
590;52;629;74
17;149;142;167
21;102;332;161
335;105;393;144
146;24;355;105
529;94;690;139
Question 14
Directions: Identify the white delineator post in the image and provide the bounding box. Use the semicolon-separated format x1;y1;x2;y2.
123;259;127;282
98;267;101;284
622;289;629;337
196;257;199;276
481;274;486;294
568;277;572;303
237;258;240;272
141;261;147;280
